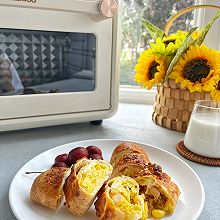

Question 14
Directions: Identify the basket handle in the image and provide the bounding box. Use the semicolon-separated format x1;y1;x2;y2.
164;4;220;36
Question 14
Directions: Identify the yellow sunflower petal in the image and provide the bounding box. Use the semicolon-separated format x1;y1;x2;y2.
164;30;188;42
210;89;220;101
209;79;220;101
150;30;188;57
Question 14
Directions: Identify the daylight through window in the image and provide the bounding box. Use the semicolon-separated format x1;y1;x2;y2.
120;0;196;86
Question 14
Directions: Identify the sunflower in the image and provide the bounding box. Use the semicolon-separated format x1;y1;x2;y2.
210;79;220;101
150;30;188;57
169;44;220;93
134;49;167;89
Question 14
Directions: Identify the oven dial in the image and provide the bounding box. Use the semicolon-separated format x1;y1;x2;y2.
99;0;118;18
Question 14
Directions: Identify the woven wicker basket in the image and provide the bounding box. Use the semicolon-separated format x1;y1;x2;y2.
152;5;220;132
152;79;211;132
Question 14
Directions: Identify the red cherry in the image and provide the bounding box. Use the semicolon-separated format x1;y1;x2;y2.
68;147;89;164
65;157;73;167
89;154;103;160
86;146;102;156
55;153;68;163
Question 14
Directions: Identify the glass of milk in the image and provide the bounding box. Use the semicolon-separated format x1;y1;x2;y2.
184;100;220;158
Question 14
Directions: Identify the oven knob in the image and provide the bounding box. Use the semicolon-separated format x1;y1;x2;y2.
99;0;118;18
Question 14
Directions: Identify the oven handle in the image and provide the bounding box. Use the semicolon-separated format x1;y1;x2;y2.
0;0;118;18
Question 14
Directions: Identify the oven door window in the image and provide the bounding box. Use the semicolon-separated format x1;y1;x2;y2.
0;29;96;95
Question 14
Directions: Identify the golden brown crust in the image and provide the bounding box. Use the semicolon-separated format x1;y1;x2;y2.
30;167;70;210
110;143;150;167
110;143;150;178
111;142;147;157
111;154;148;178
63;158;113;216
63;166;92;215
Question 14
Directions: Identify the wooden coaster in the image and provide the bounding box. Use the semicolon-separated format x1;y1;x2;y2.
176;141;220;166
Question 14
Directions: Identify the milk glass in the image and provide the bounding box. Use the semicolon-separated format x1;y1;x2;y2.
184;100;220;158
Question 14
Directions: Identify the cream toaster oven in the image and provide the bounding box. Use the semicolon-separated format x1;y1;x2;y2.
0;0;120;131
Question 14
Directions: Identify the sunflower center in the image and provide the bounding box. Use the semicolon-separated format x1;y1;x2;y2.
183;58;210;83
148;61;159;80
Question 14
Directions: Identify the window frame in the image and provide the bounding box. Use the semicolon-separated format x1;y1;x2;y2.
119;0;220;104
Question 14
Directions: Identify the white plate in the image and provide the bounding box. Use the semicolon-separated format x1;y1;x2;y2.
9;139;205;220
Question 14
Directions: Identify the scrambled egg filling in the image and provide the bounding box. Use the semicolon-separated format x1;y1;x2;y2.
109;180;143;219
79;163;110;193
140;201;149;220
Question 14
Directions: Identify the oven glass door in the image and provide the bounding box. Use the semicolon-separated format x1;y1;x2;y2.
0;5;114;119
0;29;96;95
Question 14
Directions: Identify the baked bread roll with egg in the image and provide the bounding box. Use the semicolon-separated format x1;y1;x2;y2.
110;143;150;178
95;176;148;220
30;167;71;210
63;158;113;216
135;163;180;218
110;143;180;218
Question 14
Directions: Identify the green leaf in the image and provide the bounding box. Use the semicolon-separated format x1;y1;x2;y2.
188;26;198;35
195;10;220;45
165;28;198;79
141;19;165;40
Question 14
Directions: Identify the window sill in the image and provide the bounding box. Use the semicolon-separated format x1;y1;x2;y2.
119;85;156;105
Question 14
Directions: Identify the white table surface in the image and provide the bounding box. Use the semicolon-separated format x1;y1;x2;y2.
0;103;219;220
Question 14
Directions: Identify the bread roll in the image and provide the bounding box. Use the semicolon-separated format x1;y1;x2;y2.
30;167;70;210
135;163;180;218
110;143;180;218
63;158;113;216
95;175;148;220
110;143;150;178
